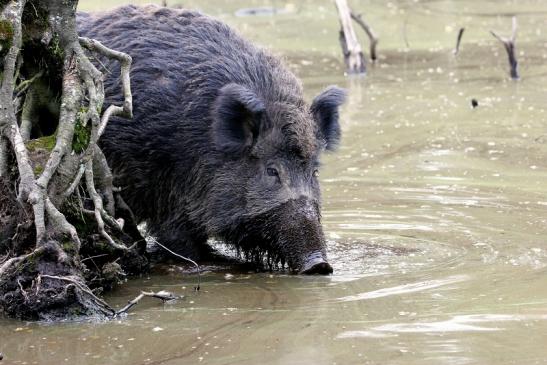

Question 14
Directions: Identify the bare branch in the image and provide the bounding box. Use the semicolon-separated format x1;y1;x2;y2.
350;11;379;62
453;27;465;56
148;237;201;291
115;290;178;317
334;0;365;74
511;16;517;42
490;16;519;80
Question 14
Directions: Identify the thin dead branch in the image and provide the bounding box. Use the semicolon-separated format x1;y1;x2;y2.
334;0;365;74
453;27;465;56
350;11;379;62
115;290;178;317
148;237;201;291
490;17;519;80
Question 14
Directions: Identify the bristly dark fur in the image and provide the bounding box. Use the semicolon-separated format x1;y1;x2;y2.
77;5;345;271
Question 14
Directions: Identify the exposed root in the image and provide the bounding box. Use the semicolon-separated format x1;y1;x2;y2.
39;274;115;316
0;0;148;320
92;147;116;215
84;160;127;252
44;197;80;248
79;36;133;128
62;163;85;198
8;122;46;242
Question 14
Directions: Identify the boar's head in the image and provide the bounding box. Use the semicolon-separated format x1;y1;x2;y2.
210;83;346;274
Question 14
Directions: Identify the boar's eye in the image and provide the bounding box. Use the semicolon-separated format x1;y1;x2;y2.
313;169;319;178
266;167;279;177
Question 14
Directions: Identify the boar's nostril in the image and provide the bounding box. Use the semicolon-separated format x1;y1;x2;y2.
299;251;333;275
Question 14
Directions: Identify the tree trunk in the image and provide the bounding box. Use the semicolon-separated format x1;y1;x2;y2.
0;0;148;320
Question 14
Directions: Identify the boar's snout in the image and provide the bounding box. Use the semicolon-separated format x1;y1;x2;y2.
299;251;333;275
235;197;334;274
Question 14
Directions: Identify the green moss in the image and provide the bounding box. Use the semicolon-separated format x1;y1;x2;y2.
0;19;13;54
48;34;64;60
26;134;56;152
61;239;76;254
72;108;91;154
33;164;44;176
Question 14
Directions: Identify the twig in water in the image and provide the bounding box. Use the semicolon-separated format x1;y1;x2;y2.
453;27;465;55
334;0;366;74
350;11;379;62
115;290;177;317
148;237;201;291
490;17;519;79
81;253;110;262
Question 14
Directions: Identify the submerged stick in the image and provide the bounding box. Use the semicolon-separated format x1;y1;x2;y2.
115;290;177;317
490;17;519;79
350;11;379;62
453;27;465;55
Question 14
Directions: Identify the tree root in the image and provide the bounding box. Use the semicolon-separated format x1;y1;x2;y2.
0;0;149;320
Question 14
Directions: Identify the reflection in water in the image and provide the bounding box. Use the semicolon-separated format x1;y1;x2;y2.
338;314;547;341
2;0;547;364
336;275;468;301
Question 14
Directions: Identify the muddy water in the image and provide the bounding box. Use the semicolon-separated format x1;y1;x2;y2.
2;1;547;364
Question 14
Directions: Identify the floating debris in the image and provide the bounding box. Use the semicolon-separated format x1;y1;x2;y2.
235;7;290;17
471;98;479;108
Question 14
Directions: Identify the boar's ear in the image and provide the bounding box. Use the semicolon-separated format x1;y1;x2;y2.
310;86;347;151
212;83;265;154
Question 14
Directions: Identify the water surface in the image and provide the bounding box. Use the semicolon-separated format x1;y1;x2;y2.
2;1;547;364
